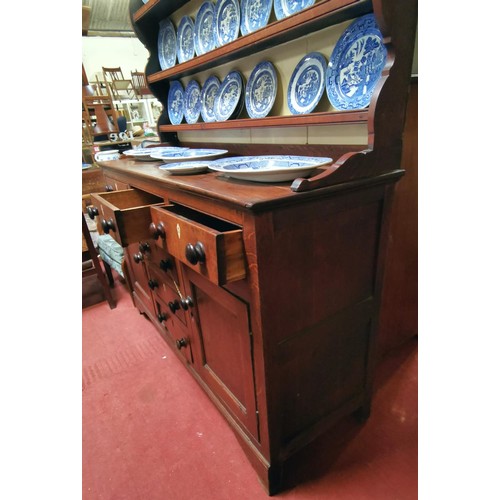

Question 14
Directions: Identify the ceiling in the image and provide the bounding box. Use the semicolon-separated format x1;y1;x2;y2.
82;0;136;37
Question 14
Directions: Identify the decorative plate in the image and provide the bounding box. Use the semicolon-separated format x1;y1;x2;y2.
208;155;332;182
240;0;272;36
194;1;217;56
326;14;387;110
122;147;189;161
215;0;241;47
151;148;228;162
184;80;202;124
82;163;92;170
287;52;327;114
200;76;220;122
167;80;185;125
274;0;315;20
159;161;212;175
177;16;195;63
214;70;244;121
158;18;177;70
245;61;277;119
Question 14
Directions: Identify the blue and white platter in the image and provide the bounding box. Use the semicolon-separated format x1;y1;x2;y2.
151;148;228;162
201;75;220;122
177;16;195;63
184;80;202;124
326;14;387;110
158;18;177;70
194;1;217;56
122;146;189;161
215;0;241;47
167;80;185;125
240;0;273;36
159;161;213;175
214;70;244;121
245;61;277;119
287;52;327;114
274;0;315;20
208;155;332;182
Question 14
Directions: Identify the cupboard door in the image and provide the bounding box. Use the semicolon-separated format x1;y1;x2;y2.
184;267;259;439
126;242;155;316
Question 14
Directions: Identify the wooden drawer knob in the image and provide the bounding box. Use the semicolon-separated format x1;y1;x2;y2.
87;206;99;219
176;338;188;350
185;242;205;265
149;221;166;240
105;184;114;192
168;300;180;314
138;242;151;253
101;218;115;233
133;252;144;263
148;279;158;290
157;312;168;322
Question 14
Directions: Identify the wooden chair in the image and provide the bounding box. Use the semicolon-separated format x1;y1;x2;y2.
82;213;116;309
131;70;154;99
82;84;120;143
102;66;136;101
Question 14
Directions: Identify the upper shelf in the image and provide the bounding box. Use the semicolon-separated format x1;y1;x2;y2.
138;0;372;83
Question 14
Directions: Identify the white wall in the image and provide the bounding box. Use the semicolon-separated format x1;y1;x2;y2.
82;36;150;82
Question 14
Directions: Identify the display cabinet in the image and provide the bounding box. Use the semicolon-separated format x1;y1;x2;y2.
87;0;417;494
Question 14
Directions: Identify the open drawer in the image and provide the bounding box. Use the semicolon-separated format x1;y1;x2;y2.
150;203;246;286
89;188;164;247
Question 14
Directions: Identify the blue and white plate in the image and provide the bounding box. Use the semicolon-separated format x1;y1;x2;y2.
158;18;177;70
326;14;387;110
122;147;189;161
177;16;195;63
151;148;228;162
287;52;327;114
194;1;217;56
167;80;185;125
274;0;315;20
240;0;272;35
201;75;221;122
214;70;244;121
245;61;277;119
159;161;212;175
208;155;332;182
184;80;202;124
215;0;241;47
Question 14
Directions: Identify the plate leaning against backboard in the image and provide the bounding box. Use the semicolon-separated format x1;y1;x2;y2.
167;80;185;125
215;0;241;47
208;155;332;182
274;0;315;20
194;1;217;56
158;18;177;70
240;0;273;35
177;16;195;63
245;61;277;119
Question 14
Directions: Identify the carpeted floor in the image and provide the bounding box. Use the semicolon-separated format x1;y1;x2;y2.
82;271;417;499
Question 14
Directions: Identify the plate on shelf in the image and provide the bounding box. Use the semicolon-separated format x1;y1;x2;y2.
167;80;185;125
151;148;228;162
201;75;220;122
184;80;202;124
208;155;332;182
82;163;92;170
214;70;244;121
194;1;217;56
245;61;277;119
122;146;189;161
215;0;241;47
240;0;272;35
287;52;327;114
177;16;195;63
326;14;387;110
159;161;213;175
158;18;177;70
274;0;315;20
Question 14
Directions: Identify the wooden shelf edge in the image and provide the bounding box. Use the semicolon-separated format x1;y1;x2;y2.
158;110;369;132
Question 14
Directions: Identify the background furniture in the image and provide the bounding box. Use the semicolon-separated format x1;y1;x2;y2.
102;66;136;101
130;70;154;99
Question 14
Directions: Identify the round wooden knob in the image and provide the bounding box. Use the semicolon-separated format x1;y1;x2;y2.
180;296;194;310
159;258;173;271
133;252;144;263
101;218;115;233
138;242;151;253
148;279;158;290
176;338;188;350
168;300;180;314
105;184;114;192
149;221;166;240
157;312;168;323
87;206;99;219
185;242;205;265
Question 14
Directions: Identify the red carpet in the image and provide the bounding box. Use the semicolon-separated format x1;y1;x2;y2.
83;274;417;499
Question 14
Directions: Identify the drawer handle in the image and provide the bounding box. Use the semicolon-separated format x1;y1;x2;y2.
138;242;151;253
87;206;99;219
180;296;194;310
176;338;188;350
149;221;166;240
148;279;159;290
159;258;173;271
101;218;116;233
168;300;180;314
185;242;205;265
157;312;168;323
105;184;114;192
133;252;144;263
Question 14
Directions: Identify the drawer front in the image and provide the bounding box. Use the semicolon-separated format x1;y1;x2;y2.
89;188;164;246
150;204;245;286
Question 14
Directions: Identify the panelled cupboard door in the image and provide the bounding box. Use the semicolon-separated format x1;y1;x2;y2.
126;242;155;316
184;267;259;439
